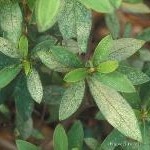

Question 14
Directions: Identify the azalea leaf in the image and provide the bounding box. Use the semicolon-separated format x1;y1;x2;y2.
19;35;28;58
59;81;85;120
58;0;92;53
0;0;22;44
88;76;142;142
27;68;43;104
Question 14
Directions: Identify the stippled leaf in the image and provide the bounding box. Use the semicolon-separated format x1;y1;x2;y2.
121;2;150;13
64;68;88;83
68;121;84;150
0;37;20;58
27;68;43;103
92;35;113;65
53;124;68;150
59;80;85;120
0;64;21;89
94;72;135;93
118;66;150;85
137;27;150;42
108;38;145;61
35;0;61;32
19;35;28;58
88;76;142;142
77;0;114;13
16;140;39;150
105;12;120;39
97;60;119;74
58;0;92;53
0;0;22;44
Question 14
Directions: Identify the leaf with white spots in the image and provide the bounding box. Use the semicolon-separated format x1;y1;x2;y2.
88;76;142;142
59;81;85;120
27;68;43;104
58;0;92;53
0;0;22;44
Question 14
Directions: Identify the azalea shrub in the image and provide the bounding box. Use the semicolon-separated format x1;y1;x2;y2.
0;0;150;150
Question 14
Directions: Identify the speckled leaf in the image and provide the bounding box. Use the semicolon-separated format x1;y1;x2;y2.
94;72;135;93
118;66;150;85
77;0;114;13
58;0;92;53
137;27;150;42
109;38;145;61
37;50;71;72
16;140;39;150
0;37;20;58
92;35;113;65
121;2;150;13
64;68;88;83
35;0;61;32
50;46;83;67
88;76;142;142
97;60;119;74
27;68;43;104
59;81;85;120
105;12;120;39
53;124;68;150
68;121;84;150
0;64;21;89
0;0;22;44
19;35;28;58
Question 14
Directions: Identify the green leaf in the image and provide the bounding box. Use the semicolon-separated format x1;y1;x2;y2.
68;121;84;150
23;60;31;75
109;0;122;9
0;65;21;89
64;68;88;83
0;37;20;58
123;23;132;38
27;68;43;104
16;140;39;150
84;138;99;150
97;60;119;74
108;38;145;61
53;124;68;150
137;27;150;42
77;0;114;13
139;49;150;62
92;35;113;65
118;66;150;85
88;76;142;142
35;0;61;32
123;0;143;3
0;0;22;44
58;0;92;53
121;2;150;13
105;12;120;39
59;80;85;120
94;72;135;93
50;46;83;68
37;50;71;72
19;35;28;58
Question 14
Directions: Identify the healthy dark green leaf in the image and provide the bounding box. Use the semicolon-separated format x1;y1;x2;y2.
108;38;145;61
27;68;43;104
94;72;135;93
16;140;39;150
59;81;85;120
35;0;61;32
58;0;92;53
68;121;84;150
64;68;88;83
0;64;21;89
0;0;22;44
118;66;150;85
88;76;142;142
92;35;113;65
53;124;68;150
